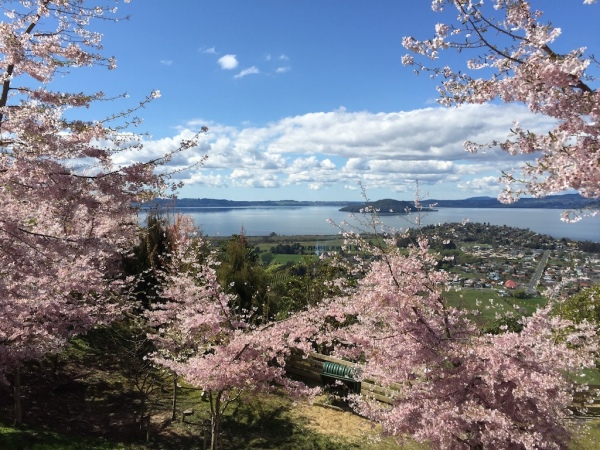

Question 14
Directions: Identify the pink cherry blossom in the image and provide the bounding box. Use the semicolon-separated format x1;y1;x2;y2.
0;0;205;405
402;1;599;212
283;217;598;449
146;215;316;449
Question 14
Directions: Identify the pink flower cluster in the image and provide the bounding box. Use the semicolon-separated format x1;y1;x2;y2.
0;1;205;383
402;0;599;210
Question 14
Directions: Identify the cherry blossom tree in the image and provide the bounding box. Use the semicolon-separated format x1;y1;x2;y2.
0;0;204;424
146;215;312;450
402;0;599;217
285;216;597;449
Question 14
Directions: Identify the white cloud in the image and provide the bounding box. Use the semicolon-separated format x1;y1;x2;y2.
202;47;217;54
276;66;291;73
124;103;554;199
231;169;280;188
218;54;239;70
160;60;173;65
266;104;552;162
289;156;330;171
345;158;370;171
186;172;227;187
367;160;455;174
457;176;502;195
321;159;336;170
234;66;260;78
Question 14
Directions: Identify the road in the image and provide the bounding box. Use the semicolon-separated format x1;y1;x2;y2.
527;250;550;295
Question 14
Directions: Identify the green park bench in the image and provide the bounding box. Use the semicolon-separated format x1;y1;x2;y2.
321;361;361;395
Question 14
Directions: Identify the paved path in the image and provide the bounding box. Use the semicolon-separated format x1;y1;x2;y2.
527;250;550;295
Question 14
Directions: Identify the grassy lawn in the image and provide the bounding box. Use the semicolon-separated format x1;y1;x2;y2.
0;422;137;450
569;419;600;450
0;332;414;450
444;288;547;326
254;235;346;266
573;368;600;386
271;254;308;265
0;390;416;450
2;403;599;450
2;324;599;450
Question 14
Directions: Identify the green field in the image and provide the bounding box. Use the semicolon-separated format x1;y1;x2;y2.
443;288;548;325
270;253;310;264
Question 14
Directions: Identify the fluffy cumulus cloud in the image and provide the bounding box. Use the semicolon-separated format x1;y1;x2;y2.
130;103;555;199
231;169;281;188
217;54;239;70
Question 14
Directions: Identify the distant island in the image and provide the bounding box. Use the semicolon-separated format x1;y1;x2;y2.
339;199;425;214
143;193;595;210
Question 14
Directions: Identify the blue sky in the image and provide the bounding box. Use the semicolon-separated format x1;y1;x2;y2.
61;0;599;201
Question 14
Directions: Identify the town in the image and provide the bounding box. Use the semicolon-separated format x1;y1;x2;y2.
419;222;600;297
247;221;600;300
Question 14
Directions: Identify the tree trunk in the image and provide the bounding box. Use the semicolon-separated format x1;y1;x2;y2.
210;392;222;450
13;366;22;427
145;413;151;443
171;371;178;421
49;353;60;379
139;396;146;430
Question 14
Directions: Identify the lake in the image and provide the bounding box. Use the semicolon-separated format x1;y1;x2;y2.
144;206;600;242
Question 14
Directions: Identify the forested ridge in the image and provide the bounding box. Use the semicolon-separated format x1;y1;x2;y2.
147;193;591;210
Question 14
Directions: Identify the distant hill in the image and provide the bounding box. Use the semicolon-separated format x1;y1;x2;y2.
142;194;595;210
341;194;595;211
424;193;594;209
143;198;352;208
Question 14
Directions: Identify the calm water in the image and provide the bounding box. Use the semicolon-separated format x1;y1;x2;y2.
146;206;600;242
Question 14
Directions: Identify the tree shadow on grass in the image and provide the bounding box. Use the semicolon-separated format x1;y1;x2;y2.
0;421;113;450
0;337;363;450
219;396;359;450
